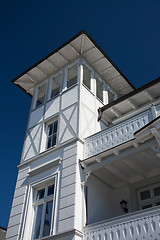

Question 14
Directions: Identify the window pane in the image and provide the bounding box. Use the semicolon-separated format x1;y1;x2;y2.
83;65;91;89
36;188;45;200
53;121;58;134
47;137;52;149
154;186;160;196
108;89;115;103
140;190;151;200
48;124;53;136
142;204;152;210
36;83;46;107
96;78;103;102
51;75;61;98
33;204;43;239
51;134;56;147
48;185;54;196
67;65;77;88
42;201;53;237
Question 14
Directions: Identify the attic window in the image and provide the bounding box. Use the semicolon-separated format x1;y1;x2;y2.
51;74;61;98
36;82;47;107
83;65;91;90
96;77;103;102
67;64;78;88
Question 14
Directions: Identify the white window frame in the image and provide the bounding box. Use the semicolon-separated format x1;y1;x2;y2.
82;63;92;91
137;183;160;210
95;75;104;103
32;80;48;109
63;60;79;90
30;175;58;240
48;70;63;101
45;117;59;150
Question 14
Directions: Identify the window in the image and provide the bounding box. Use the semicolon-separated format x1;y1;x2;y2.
108;88;115;103
32;183;54;239
36;82;47;108
83;65;91;90
50;74;61;98
137;183;160;210
96;77;103;102
67;64;77;88
46;120;58;149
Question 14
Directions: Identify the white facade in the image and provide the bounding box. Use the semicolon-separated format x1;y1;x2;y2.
6;31;160;240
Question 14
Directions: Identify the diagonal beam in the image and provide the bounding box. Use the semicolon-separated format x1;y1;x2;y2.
80;35;85;54
110;107;122;118
83;46;96;56
100;66;113;75
92;57;104;66
69;43;79;55
58;52;68;63
46;59;58;70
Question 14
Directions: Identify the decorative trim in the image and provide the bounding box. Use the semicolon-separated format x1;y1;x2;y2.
28;158;62;177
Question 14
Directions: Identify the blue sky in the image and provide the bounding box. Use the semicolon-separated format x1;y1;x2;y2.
0;0;160;228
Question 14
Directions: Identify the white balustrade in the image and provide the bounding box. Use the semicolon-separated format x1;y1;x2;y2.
84;109;152;159
84;208;160;240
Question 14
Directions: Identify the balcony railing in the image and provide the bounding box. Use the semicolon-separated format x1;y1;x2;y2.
84;109;152;159
84;208;160;240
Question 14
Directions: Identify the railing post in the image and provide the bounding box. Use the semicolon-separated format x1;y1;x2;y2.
151;104;157;120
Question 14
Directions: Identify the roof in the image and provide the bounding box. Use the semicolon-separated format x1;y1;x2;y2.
12;30;135;97
0;226;7;231
99;76;160;123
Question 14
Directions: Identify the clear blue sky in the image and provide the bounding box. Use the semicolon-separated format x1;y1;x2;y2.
0;0;160;228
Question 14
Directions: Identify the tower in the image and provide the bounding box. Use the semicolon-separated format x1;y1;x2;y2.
6;31;160;240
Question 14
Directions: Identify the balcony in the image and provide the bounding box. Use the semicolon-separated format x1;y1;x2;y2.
84;105;160;159
84;207;160;240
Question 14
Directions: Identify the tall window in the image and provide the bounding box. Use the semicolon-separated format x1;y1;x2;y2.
51;74;61;98
67;64;77;88
46;120;58;149
32;184;54;239
36;82;47;108
83;65;91;90
137;183;160;210
96;77;103;102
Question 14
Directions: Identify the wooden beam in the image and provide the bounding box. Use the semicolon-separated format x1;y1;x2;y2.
113;149;119;156
83;46;96;56
92;57;104;66
123;159;146;178
84;139;156;173
46;59;58;70
26;73;37;83
150;128;160;147
58;52;68;63
110;107;122;118
144;90;154;101
105;165;129;184
69;43;79;55
100;66;113;75
142;151;160;168
95;156;101;163
36;66;48;77
127;99;137;110
80;35;85;54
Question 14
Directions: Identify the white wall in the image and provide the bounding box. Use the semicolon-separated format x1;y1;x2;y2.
87;175;131;224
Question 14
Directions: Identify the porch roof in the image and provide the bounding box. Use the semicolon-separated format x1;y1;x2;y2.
12;30;134;97
99;77;160;124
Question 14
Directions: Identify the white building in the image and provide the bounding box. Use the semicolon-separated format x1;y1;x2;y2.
6;30;160;240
